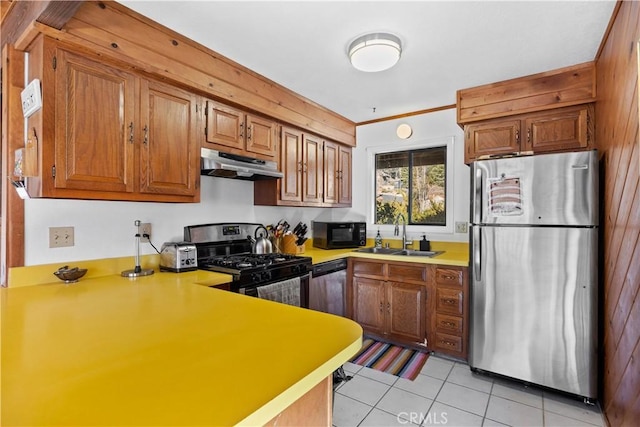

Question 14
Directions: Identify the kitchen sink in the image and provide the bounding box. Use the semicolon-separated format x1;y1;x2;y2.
393;249;445;257
353;247;400;255
353;247;445;257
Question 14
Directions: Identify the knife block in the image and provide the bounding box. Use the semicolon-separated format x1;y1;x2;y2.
282;234;305;255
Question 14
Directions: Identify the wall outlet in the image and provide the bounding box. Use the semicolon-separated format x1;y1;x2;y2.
140;223;151;243
49;226;74;248
455;222;468;234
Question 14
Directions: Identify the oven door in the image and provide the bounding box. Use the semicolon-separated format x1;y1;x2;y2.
239;273;310;308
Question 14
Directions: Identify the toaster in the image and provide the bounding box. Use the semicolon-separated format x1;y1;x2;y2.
159;242;197;272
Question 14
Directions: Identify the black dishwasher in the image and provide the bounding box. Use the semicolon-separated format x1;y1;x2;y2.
309;258;347;316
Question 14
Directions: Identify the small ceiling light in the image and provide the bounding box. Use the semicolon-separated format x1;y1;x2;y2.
396;123;413;139
348;32;402;72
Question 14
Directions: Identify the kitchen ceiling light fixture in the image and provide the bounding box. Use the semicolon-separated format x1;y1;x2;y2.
396;123;413;139
348;32;402;72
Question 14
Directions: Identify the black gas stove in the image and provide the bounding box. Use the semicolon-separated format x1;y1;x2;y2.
198;252;311;286
184;223;312;300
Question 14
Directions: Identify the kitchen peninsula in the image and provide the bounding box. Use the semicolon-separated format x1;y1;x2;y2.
0;270;362;426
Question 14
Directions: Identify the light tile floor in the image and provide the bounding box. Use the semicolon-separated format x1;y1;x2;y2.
333;356;604;427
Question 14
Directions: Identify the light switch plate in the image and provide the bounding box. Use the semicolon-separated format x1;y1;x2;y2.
49;226;74;248
21;79;42;118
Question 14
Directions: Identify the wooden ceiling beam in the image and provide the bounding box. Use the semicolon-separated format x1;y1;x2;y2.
1;0;84;49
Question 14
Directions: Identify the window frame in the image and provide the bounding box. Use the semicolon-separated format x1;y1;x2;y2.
366;136;455;235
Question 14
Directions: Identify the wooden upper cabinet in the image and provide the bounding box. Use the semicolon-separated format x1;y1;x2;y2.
253;127;351;208
523;106;590;153
338;144;352;205
458;63;596;164
139;80;199;197
204;101;244;150
247;115;277;157
323;140;352;206
464;119;520;163
302;133;323;203
279;126;303;202
464;104;593;163
323;140;338;204
204;100;276;159
53;48;136;193
27;36;200;202
279;128;324;204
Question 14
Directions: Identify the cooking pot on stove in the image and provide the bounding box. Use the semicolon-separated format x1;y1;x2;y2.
249;225;273;254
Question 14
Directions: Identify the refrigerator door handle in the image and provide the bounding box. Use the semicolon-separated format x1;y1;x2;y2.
473;166;483;224
473;226;481;279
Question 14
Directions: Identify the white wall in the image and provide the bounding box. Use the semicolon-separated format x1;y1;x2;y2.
23;108;468;265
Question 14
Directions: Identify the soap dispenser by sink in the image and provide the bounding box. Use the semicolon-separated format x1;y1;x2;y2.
419;235;431;252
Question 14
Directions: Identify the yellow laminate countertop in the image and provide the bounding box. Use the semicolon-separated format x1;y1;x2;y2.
1;272;362;426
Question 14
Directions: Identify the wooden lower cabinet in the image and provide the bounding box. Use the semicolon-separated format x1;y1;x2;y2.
265;376;331;426
348;259;469;360
431;265;469;360
348;259;428;348
352;276;387;336
387;281;427;344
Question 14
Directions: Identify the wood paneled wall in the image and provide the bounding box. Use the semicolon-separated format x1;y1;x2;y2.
595;1;640;425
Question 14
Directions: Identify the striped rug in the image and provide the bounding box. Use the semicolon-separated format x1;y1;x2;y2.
350;338;429;381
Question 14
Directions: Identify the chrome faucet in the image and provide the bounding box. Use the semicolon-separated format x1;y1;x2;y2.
394;213;413;249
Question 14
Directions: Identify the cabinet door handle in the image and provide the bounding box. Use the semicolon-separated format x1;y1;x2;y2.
239;122;244;139
298;161;304;172
247;124;252;141
143;125;148;145
527;127;531;143
515;129;520;144
442;321;456;327
379;302;383;312
443;298;457;305
128;122;134;144
386;302;391;313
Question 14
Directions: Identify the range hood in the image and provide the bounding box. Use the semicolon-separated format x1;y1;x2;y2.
201;148;283;181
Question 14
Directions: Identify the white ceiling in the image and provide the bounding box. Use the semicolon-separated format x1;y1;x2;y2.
119;0;616;124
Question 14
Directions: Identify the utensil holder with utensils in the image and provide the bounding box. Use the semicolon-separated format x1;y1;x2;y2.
282;234;305;254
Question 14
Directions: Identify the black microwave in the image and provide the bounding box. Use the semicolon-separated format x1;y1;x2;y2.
312;221;366;249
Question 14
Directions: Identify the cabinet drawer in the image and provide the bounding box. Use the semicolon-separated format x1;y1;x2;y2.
435;313;463;334
434;332;463;353
388;263;426;283
435;267;463;287
352;260;385;278
436;288;463;315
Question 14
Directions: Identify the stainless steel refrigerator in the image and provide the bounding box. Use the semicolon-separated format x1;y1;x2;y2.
469;150;598;400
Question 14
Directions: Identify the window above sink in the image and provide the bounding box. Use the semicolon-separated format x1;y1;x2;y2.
366;136;456;236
